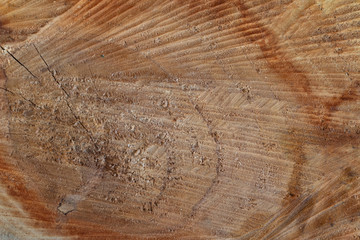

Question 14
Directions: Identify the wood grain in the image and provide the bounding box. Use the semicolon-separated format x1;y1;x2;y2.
0;0;360;239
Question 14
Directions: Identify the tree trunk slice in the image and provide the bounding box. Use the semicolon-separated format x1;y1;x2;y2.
0;0;360;239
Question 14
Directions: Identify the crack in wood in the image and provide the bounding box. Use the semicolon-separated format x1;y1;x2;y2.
32;44;110;211
0;87;37;107
1;45;38;79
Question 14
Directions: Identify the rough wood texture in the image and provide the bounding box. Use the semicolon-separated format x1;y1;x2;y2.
1;0;360;239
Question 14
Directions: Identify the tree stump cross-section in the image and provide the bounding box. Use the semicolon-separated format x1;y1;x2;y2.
0;0;360;239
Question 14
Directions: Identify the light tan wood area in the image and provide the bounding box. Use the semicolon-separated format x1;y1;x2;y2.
0;0;360;239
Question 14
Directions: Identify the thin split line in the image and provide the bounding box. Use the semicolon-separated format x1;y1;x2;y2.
1;45;37;78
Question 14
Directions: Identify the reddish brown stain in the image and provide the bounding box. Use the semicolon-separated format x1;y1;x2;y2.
283;130;306;201
233;1;312;211
0;69;58;233
0;70;58;233
235;0;360;126
235;1;313;99
234;0;360;195
231;3;360;237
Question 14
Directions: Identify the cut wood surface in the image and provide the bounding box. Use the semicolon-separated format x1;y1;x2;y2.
0;0;360;239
